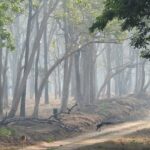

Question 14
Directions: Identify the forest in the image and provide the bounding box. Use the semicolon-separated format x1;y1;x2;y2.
0;0;150;150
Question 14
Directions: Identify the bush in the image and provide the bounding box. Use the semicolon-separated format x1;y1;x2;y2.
0;127;15;137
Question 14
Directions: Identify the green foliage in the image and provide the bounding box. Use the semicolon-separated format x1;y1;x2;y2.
90;0;150;58
75;0;82;4
70;0;125;42
51;40;56;49
54;0;104;32
54;0;126;45
0;0;24;50
47;137;54;143
0;127;15;137
32;0;41;9
104;19;127;42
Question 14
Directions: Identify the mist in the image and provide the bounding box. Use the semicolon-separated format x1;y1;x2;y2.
0;0;150;150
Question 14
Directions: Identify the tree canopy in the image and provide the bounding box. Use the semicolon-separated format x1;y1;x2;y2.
0;0;23;50
90;0;150;58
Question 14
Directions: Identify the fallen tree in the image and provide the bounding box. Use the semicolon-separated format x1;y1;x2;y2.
0;103;79;131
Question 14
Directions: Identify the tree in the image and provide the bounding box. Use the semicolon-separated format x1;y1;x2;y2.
20;0;33;117
90;0;150;58
0;0;23;50
0;0;23;116
8;0;60;118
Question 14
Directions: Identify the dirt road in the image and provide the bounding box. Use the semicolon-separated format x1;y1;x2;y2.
22;120;150;150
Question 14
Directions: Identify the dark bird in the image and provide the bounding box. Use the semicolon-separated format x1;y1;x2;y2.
20;135;27;149
20;135;26;142
96;118;122;131
96;121;113;131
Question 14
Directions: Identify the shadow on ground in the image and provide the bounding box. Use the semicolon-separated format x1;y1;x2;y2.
75;140;150;150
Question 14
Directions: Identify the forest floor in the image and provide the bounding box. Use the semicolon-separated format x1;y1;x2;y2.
1;94;150;149
23;120;150;150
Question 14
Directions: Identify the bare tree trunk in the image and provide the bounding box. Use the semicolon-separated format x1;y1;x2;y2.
29;72;34;99
0;48;3;115
61;57;73;112
34;8;40;115
60;0;71;112
4;76;8;108
134;50;139;94
35;47;40;108
43;26;49;104
57;64;61;98
80;45;97;105
0;48;8;115
137;60;146;95
33;18;57;117
90;46;97;104
74;52;83;107
71;58;76;98
143;72;150;92
57;47;61;98
11;16;20;94
8;1;60;118
114;44;125;96
81;49;90;105
32;11;59;118
43;0;49;104
106;44;111;98
54;70;58;99
2;50;8;109
20;0;32;117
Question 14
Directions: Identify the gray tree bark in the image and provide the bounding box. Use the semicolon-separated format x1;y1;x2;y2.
8;0;60;118
0;48;3;115
106;44;111;98
20;0;32;117
60;0;72;112
43;0;49;104
74;52;83;107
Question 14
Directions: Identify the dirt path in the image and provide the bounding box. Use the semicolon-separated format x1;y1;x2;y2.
23;120;150;150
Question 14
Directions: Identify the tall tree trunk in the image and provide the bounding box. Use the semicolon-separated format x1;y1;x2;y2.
33;18;57;117
43;27;49;104
60;0;71;112
34;48;40;117
71;58;76;98
57;64;61;98
8;1;59;118
4;76;8;108
29;72;34;99
81;45;97;105
74;52;83;107
20;0;32;117
57;47;61;98
114;44;124;96
34;8;40;116
137;59;146;95
81;49;90;105
134;50;139;94
106;44;111;98
90;45;97;104
43;0;49;104
54;70;58;99
61;57;73;112
3;50;8;109
0;48;3;116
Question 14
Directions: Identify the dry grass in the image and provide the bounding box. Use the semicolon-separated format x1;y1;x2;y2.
95;96;150;121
